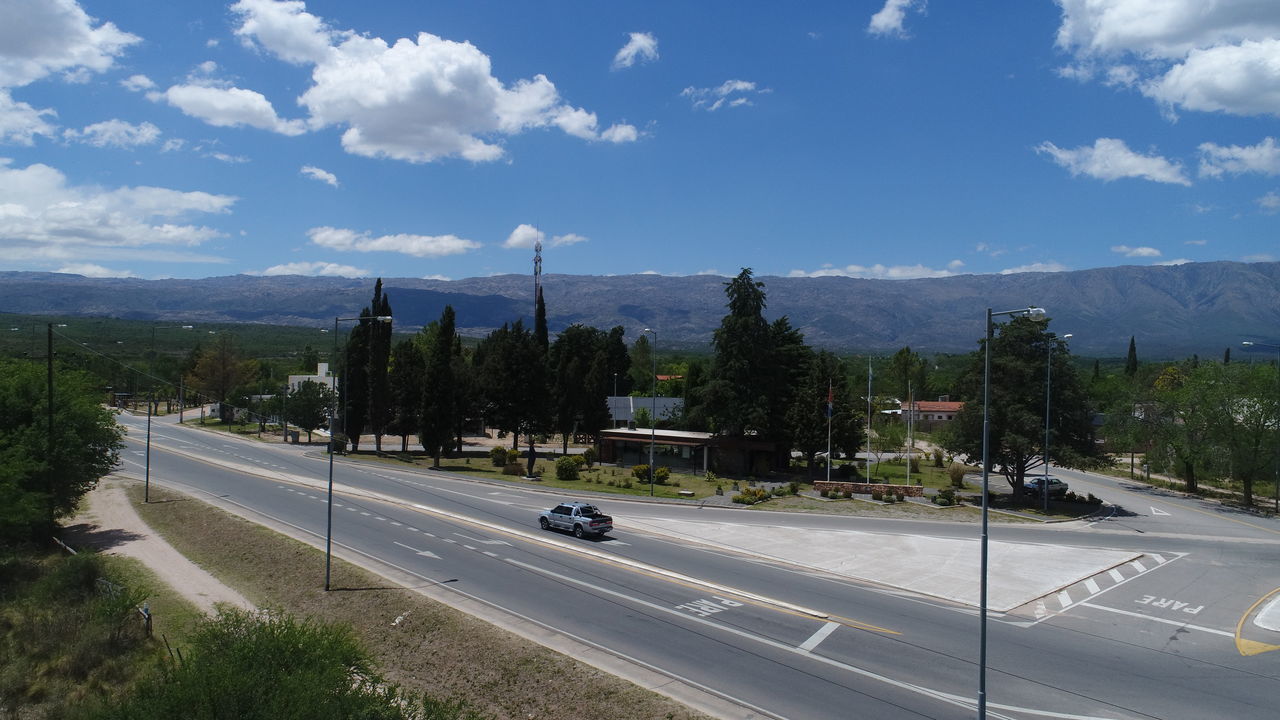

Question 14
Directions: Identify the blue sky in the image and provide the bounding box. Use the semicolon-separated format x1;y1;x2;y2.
2;0;1278;281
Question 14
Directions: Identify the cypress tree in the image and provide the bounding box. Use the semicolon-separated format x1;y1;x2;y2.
1124;336;1138;378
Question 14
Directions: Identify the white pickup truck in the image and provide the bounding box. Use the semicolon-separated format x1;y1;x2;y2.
539;501;613;538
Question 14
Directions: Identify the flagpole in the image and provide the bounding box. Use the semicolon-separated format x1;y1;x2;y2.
866;357;872;478
826;378;832;484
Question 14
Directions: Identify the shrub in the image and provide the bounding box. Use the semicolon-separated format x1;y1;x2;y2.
947;463;967;488
842;489;852;499
555;456;581;481
883;492;896;504
895;492;905;502
871;490;884;501
909;457;921;474
631;464;650;480
732;488;770;505
715;484;724;496
489;446;507;467
789;481;800;495
1086;493;1102;506
820;488;830;498
507;448;521;464
932;449;944;468
582;446;597;467
654;466;671;485
502;462;523;476
936;487;957;505
621;478;633;489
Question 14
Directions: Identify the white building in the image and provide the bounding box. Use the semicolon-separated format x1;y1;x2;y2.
287;362;335;392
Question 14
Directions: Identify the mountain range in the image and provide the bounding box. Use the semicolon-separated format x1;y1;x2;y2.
2;261;1278;358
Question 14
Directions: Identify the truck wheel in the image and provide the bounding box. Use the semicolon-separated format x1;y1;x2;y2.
573;525;585;539
539;517;550;530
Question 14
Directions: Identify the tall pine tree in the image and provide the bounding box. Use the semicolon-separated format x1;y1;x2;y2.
420;306;457;467
367;279;393;452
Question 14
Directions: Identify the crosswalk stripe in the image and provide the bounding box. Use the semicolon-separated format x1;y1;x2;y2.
1085;579;1100;594
1108;569;1124;583
1058;590;1072;607
1129;560;1147;573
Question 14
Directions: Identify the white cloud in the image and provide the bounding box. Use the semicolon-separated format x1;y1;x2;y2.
694;268;725;276
56;262;137;278
120;74;154;92
1258;191;1280;213
999;262;1070;275
153;82;307;136
64;119;160;148
0;0;139;88
1243;253;1276;262
681;80;770;111
256;261;368;277
231;0;339;65
1154;258;1193;266
160;138;185;152
1053;1;1280;118
868;0;926;38
1036;137;1191;185
300;164;338;186
612;32;658;70
0;91;56;144
550;232;588;247
1199;137;1280;177
504;223;543;249
307;226;480;257
207;151;249;163
0;159;235;271
228;1;634;163
787;262;958;280
1185;239;1208;245
421;273;450;281
947;259;965;270
1111;245;1162;257
1145;40;1280;117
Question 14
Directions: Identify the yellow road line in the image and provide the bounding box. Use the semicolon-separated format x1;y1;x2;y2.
1235;587;1280;657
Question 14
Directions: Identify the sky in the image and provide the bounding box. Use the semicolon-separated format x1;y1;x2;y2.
2;0;1279;282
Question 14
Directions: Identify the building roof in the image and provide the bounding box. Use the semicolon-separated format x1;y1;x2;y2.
908;401;964;413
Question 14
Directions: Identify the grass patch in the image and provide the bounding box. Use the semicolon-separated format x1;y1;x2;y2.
757;494;1042;523
365;452;723;500
0;546;172;717
130;485;707;720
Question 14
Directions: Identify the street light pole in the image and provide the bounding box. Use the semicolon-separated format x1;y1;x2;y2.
1241;340;1280;514
145;325;193;503
643;328;657;496
326;314;392;591
1044;333;1072;514
980;305;1045;719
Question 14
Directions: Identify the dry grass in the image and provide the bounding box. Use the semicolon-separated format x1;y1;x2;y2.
130;485;708;720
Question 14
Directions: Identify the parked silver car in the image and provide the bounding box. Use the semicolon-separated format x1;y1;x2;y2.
1026;476;1069;498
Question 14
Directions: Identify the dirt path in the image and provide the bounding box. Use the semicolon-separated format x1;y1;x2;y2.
63;477;254;615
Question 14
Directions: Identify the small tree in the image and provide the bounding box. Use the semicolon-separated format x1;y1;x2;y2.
555;456;582;481
286;380;337;443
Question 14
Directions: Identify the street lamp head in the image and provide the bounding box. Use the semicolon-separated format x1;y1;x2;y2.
1242;341;1254;346
1063;333;1073;340
1026;307;1046;319
374;316;393;322
643;327;654;334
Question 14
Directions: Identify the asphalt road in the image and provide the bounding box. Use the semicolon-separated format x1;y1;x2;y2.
115;413;1280;719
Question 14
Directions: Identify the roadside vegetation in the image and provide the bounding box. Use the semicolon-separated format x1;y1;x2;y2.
131;485;707;720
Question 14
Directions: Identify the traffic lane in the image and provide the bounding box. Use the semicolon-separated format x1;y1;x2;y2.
1053;467;1280;541
146;448;990;719
1058;543;1280;659
997;611;1279;720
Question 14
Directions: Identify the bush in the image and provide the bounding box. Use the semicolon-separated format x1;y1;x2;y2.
947;463;967;488
555;456;581;481
895;492;905;502
1087;493;1102;506
883;492;896;504
871;490;884;501
582;446;597;468
502;462;523;476
732;488;770;505
932;449;944;468
935;487;957;505
654;466;670;485
789;481;800;495
842;490;852;499
489;446;507;467
820;488;830;498
631;464;650;481
621;478;633;489
909;457;921;474
715;484;724;496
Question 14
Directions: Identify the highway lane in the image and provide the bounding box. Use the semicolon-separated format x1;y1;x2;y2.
119;413;1280;719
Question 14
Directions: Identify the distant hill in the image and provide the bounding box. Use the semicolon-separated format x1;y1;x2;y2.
2;261;1277;357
